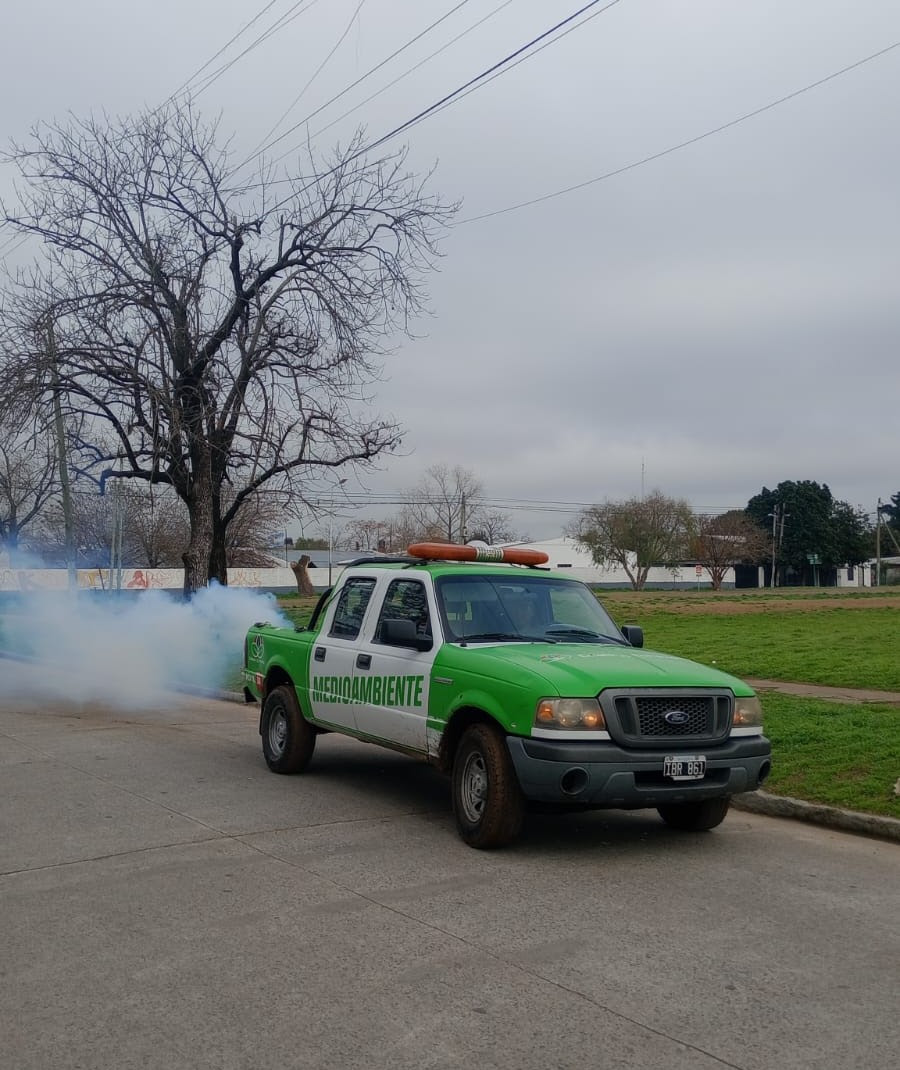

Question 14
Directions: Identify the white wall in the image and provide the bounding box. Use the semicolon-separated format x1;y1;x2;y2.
0;566;302;592
506;537;733;587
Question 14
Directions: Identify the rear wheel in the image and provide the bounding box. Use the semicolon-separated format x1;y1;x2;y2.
657;796;730;831
261;684;315;773
452;724;524;849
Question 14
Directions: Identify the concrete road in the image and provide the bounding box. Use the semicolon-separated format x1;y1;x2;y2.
1;685;897;1070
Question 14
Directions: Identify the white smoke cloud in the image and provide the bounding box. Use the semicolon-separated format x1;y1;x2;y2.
1;584;289;708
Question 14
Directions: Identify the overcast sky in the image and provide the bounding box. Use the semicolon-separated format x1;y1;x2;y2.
1;0;898;540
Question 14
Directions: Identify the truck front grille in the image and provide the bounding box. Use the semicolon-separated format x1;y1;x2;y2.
635;696;713;736
603;689;732;748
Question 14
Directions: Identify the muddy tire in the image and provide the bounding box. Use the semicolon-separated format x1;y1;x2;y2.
261;684;316;774
657;796;730;831
452;724;524;849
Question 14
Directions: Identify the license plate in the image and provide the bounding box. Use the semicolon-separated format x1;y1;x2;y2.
663;754;706;781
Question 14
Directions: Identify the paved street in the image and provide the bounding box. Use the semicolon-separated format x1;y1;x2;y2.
1;681;897;1070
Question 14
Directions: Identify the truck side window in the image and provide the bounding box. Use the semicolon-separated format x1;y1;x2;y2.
374;579;430;642
329;578;377;639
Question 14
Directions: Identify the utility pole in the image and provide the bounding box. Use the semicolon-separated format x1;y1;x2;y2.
460;493;467;544
779;508;790;569
875;498;881;587
109;479;125;592
47;317;76;592
769;505;779;588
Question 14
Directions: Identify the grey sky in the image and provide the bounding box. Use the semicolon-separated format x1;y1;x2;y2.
2;0;898;539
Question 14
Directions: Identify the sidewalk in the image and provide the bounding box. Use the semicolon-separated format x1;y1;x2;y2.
746;678;900;706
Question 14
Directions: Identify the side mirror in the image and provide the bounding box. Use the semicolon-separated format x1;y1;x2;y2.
379;618;433;651
621;624;643;648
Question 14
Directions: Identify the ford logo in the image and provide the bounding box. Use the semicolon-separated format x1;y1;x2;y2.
663;710;690;726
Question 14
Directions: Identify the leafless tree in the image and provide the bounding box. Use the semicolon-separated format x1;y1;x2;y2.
470;510;527;545
689;510;770;590
398;464;486;543
572;490;695;591
34;489;112;566
342;517;396;553
0;418;58;555
222;489;287;567
121;485;190;568
1;102;454;592
34;479;284;569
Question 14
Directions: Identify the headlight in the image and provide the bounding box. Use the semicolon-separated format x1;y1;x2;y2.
535;698;606;731
733;696;763;728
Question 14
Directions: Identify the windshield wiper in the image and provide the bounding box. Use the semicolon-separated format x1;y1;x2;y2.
456;632;556;646
543;625;627;645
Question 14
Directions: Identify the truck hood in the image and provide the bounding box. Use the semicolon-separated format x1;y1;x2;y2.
445;642;751;695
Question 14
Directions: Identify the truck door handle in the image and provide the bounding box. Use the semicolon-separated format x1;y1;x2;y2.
314;647;326;662
356;654;372;670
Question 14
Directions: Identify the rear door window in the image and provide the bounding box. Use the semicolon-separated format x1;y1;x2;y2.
329;577;377;639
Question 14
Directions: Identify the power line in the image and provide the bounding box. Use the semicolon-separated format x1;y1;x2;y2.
248;0;368;157
263;0;622;214
330;0;620;161
165;0;290;102
0;230;32;260
459;38;900;225
386;0;623;138
258;488;748;518
237;0;476;171
187;0;325;101
306;0;517;147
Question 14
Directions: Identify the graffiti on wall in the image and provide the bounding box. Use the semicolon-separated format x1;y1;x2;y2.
0;567;297;592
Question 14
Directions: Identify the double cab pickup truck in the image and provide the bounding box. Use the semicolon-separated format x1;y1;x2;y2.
243;543;771;848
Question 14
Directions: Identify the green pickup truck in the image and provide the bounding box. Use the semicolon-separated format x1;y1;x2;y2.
243;546;771;848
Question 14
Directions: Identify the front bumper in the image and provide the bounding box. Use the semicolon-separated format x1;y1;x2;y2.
506;735;771;808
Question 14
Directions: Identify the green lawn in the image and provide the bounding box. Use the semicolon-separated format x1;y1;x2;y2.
598;590;900;691
760;692;900;817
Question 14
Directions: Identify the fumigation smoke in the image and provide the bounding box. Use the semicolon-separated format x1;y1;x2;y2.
0;584;290;709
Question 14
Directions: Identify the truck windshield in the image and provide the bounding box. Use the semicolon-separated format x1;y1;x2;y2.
435;574;626;645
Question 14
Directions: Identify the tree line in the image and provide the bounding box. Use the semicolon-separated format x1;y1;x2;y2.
572;482;889;590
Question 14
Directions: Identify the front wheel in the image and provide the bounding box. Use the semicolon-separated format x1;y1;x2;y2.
261;684;316;774
657;796;730;831
452;724;524;849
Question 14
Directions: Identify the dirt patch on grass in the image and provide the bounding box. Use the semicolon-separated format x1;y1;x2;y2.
599;592;900;615
664;595;900;615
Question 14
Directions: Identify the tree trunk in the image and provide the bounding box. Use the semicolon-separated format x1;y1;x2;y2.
183;493;214;595
291;554;315;596
209;508;228;586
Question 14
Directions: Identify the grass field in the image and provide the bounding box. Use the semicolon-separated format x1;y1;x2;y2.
761;693;899;818
597;587;900;817
597;587;900;691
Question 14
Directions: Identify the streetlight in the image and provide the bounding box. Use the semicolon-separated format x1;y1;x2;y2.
327;479;348;586
768;507;778;588
767;504;789;588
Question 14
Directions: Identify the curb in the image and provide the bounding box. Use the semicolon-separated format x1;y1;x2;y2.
732;790;900;844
